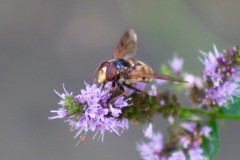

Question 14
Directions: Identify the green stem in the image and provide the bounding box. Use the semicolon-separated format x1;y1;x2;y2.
180;108;240;120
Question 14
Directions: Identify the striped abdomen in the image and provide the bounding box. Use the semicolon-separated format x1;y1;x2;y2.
126;59;154;83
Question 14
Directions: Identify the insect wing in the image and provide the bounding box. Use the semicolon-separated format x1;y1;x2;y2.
113;29;137;59
128;72;186;83
151;73;186;82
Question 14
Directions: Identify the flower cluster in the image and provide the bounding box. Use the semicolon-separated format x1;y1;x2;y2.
49;44;240;159
200;45;240;107
137;122;211;160
49;80;183;143
137;132;164;160
49;83;129;141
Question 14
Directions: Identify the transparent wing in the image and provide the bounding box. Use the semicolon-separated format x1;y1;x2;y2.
128;72;187;83
113;29;137;59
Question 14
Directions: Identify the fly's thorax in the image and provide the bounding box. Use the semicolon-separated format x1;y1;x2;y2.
124;58;137;67
111;58;131;70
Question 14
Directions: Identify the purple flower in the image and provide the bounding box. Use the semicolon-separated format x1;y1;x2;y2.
150;133;164;151
205;75;240;107
181;122;196;133
110;105;122;117
49;108;67;119
160;99;165;106
49;84;71;119
137;132;164;160
200;126;212;139
168;151;186;160
104;82;113;89
143;123;153;138
126;82;146;95
75;95;85;104
169;55;184;74
114;96;129;108
119;118;129;131
188;147;204;160
200;45;240;107
199;45;222;86
136;82;147;91
96;107;109;121
179;136;190;149
137;125;209;160
71;115;89;134
54;83;73;106
110;96;129;117
86;96;100;108
148;85;157;96
50;82;130;141
156;79;167;86
77;83;129;140
137;143;160;160
183;73;203;88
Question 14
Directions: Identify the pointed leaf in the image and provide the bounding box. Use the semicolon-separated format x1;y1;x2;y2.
201;120;219;160
219;97;240;117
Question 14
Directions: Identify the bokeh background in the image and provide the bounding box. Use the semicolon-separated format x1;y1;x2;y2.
1;0;240;159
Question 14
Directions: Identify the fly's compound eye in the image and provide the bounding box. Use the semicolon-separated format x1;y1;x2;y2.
97;67;107;84
97;61;111;84
106;64;117;81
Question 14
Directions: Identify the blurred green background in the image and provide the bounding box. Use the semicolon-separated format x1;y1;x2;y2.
1;0;240;159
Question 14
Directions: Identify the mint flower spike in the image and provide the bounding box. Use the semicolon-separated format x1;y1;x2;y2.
48;84;71;120
199;45;240;107
169;54;184;74
188;147;204;160
199;45;222;86
143;123;153;138
137;122;213;160
73;82;130;141
136;132;164;160
168;151;186;160
200;126;212;139
49;82;130;142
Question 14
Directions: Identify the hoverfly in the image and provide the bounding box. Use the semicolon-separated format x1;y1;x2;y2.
92;29;184;96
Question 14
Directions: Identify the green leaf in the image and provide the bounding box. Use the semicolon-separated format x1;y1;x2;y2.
201;120;219;160
160;64;173;76
218;97;240;117
178;109;201;121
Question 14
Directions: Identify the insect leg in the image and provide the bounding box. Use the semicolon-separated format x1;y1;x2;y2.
117;82;124;91
101;82;107;92
100;82;116;98
109;90;126;106
107;82;125;105
122;82;142;92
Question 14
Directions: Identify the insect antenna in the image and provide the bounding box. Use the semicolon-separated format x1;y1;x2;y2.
91;67;99;85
